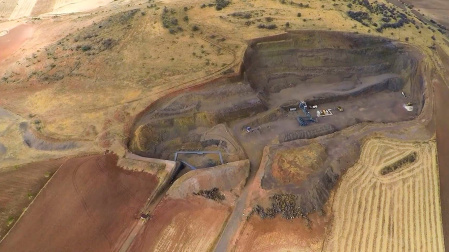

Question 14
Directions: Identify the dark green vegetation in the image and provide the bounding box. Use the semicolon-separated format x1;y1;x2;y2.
346;0;413;32
346;0;447;36
162;7;182;34
193;187;225;201
249;194;313;222
216;0;230;10
257;23;277;29
380;152;417;175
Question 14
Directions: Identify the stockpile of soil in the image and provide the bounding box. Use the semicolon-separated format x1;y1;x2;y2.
167;160;250;199
267;143;326;185
19;122;79;151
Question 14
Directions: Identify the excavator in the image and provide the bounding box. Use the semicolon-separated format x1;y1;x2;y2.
297;101;317;126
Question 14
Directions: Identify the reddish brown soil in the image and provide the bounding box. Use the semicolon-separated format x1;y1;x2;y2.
0;158;67;239
129;196;230;252
234;213;329;252
270;143;325;185
0;24;34;62
0;154;158;252
435;75;449;247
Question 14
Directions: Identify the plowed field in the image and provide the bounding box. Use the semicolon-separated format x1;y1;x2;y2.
324;138;444;252
129;197;230;252
0;154;159;252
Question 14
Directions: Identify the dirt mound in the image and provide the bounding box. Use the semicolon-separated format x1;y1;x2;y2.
279;124;336;143
19;122;79;151
268;143;326;185
0;154;159;252
167;160;250;199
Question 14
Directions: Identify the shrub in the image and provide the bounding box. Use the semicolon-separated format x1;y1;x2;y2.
216;0;230;10
81;45;92;51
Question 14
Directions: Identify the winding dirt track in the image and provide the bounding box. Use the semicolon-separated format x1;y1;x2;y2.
324;138;444;252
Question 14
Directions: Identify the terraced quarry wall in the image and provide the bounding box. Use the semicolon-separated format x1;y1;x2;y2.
125;32;434;251
243;31;424;110
129;31;425;163
323;138;444;252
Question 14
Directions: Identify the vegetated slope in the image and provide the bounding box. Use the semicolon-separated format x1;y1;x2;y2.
0;158;66;240
0;154;159;252
323;138;444;252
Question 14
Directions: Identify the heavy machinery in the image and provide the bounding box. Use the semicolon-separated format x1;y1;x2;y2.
297;101;317;126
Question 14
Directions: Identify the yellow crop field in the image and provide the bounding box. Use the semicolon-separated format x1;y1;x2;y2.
8;0;38;20
0;0;18;19
324;138;444;252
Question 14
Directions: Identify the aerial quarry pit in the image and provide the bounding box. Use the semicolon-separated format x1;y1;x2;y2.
0;0;448;251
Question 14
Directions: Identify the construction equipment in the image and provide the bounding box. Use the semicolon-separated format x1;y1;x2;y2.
317;109;333;117
297;101;317;126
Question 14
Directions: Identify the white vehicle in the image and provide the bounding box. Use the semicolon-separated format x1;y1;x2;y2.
317;109;333;117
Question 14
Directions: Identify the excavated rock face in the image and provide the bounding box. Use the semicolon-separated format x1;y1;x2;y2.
126;31;428;225
128;81;257;161
243;31;423;110
129;31;424;161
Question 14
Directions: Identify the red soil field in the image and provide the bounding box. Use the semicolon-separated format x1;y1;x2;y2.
0;24;34;61
435;76;449;247
0;158;66;239
0;154;158;252
234;213;328;252
129;196;230;252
